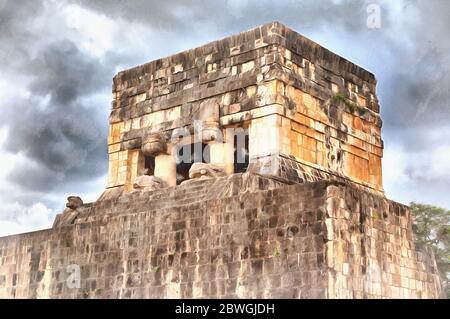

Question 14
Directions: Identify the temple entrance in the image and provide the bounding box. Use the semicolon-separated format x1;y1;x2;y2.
233;129;249;173
144;155;155;175
175;142;210;184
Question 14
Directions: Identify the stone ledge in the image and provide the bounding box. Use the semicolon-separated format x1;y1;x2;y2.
114;22;375;90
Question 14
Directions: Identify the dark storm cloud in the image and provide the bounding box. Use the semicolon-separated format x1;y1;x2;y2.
0;1;113;192
3;97;107;192
27;41;108;104
382;47;450;136
382;0;450;133
1;40;110;191
74;0;373;34
0;1;45;70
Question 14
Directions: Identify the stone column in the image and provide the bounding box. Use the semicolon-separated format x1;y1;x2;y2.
248;114;282;159
141;133;176;187
224;131;236;175
247;115;282;177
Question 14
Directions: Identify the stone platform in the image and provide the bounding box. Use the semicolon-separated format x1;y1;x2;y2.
0;174;444;298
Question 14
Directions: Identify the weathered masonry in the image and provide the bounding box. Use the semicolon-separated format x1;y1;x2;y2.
0;22;445;299
105;21;383;197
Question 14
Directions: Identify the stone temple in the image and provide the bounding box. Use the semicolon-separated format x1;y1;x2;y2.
0;22;445;298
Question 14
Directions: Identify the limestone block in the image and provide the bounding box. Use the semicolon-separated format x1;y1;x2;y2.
126;149;143;191
107;152;120;187
173;64;183;74
219;104;284;126
141;107;181;127
256;80;279;106
108;122;124;145
108;143;121;153
241;60;255;73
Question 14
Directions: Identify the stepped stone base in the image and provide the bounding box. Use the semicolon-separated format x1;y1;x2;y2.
0;174;444;298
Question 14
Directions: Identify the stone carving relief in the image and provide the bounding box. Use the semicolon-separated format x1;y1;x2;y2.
133;175;168;191
181;162;227;185
52;196;84;228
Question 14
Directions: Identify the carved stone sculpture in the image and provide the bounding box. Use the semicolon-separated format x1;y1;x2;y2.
141;133;167;156
133;175;168;191
66;196;83;210
183;162;227;184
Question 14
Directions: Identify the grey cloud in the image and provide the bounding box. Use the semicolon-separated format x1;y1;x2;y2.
3;96;107;192
27;41;108;104
74;0;374;34
0;5;112;194
379;0;450;168
383;48;450;131
0;1;44;66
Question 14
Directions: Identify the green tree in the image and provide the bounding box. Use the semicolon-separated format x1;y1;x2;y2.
410;203;450;298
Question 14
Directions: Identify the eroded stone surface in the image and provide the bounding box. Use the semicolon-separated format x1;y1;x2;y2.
0;176;444;299
141;133;167;157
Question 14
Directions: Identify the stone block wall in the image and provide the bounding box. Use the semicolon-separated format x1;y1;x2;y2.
0;175;444;298
0;175;326;299
107;22;383;194
324;183;444;298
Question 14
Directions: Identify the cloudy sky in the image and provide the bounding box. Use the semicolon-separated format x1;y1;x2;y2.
0;0;449;236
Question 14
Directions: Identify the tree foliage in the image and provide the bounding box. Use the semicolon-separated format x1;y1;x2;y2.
410;203;450;298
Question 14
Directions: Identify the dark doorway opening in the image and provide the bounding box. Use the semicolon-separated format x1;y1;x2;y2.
144;156;155;175
175;142;210;184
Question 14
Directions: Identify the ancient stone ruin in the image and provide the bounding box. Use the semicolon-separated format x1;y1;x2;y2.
0;22;445;298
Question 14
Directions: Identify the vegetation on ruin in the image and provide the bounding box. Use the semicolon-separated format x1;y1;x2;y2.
411;203;450;298
332;93;368;116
